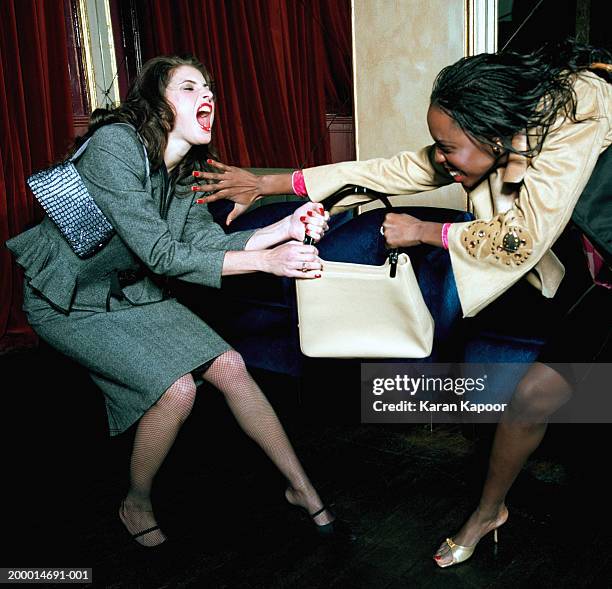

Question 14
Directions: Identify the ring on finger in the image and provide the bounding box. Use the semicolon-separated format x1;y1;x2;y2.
301;261;308;273
380;225;385;236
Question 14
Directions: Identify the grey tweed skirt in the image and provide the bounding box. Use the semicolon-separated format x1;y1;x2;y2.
23;284;231;436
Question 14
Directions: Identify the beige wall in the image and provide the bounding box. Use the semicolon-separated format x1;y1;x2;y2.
352;0;467;210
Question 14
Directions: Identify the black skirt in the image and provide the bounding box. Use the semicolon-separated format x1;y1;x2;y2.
536;275;611;385
466;223;610;386
532;225;610;384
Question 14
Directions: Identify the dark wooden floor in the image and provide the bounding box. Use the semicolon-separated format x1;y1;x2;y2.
3;347;612;589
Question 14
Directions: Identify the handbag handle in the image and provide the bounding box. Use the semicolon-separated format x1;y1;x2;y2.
303;185;399;277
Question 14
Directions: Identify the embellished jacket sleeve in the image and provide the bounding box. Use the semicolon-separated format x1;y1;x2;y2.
447;72;612;317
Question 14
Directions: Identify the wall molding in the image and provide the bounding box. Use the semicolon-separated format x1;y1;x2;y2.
465;0;498;56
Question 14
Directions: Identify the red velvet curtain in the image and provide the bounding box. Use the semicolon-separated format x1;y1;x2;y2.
0;0;351;352
136;0;352;167
319;0;353;115
0;1;74;352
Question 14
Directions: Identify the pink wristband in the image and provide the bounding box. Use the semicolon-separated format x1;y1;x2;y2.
441;222;452;250
291;170;308;197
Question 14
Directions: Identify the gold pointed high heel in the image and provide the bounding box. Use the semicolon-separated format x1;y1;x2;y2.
435;519;503;568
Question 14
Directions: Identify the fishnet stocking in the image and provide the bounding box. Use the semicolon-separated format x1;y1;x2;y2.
120;374;197;546
203;350;332;525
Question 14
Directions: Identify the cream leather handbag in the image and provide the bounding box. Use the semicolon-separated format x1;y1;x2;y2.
295;252;434;358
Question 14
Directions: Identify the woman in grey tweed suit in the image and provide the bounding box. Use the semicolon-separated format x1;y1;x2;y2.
6;55;336;547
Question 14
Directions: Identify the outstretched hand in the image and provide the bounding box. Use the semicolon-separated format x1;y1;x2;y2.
192;159;261;224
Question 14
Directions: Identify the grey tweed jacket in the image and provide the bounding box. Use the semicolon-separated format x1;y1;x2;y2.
7;124;255;313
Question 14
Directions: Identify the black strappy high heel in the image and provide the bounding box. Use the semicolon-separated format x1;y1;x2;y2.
307;505;356;541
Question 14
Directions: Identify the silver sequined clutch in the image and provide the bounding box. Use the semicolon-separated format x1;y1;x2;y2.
27;158;114;258
26;123;148;259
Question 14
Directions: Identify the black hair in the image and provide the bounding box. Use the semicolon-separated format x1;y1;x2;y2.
430;39;612;156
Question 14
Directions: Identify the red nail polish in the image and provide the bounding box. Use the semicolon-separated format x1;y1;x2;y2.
434;555;441;560
196;199;206;204
318;206;324;214
314;274;321;278
191;186;199;191
300;216;307;222
307;211;314;217
192;171;200;177
305;229;311;235
207;159;213;164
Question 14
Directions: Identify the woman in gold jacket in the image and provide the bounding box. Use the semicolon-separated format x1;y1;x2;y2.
194;40;612;567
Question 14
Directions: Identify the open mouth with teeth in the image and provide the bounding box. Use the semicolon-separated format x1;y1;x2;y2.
196;102;213;132
445;165;465;183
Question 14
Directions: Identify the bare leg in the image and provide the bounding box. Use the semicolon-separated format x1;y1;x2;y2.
119;374;197;546
435;363;572;566
202;350;333;525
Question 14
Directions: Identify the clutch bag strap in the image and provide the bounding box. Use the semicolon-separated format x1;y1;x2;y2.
69;123;150;177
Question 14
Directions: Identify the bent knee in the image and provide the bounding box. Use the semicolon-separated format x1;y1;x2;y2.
509;366;573;420
209;350;247;374
156;374;197;422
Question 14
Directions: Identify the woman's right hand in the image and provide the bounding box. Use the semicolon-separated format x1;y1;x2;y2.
192;160;294;225
262;241;322;278
193;160;262;206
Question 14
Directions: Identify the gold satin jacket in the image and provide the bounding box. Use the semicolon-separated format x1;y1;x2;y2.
303;71;612;317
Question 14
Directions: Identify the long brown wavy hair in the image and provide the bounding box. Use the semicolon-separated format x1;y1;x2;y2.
75;54;217;189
